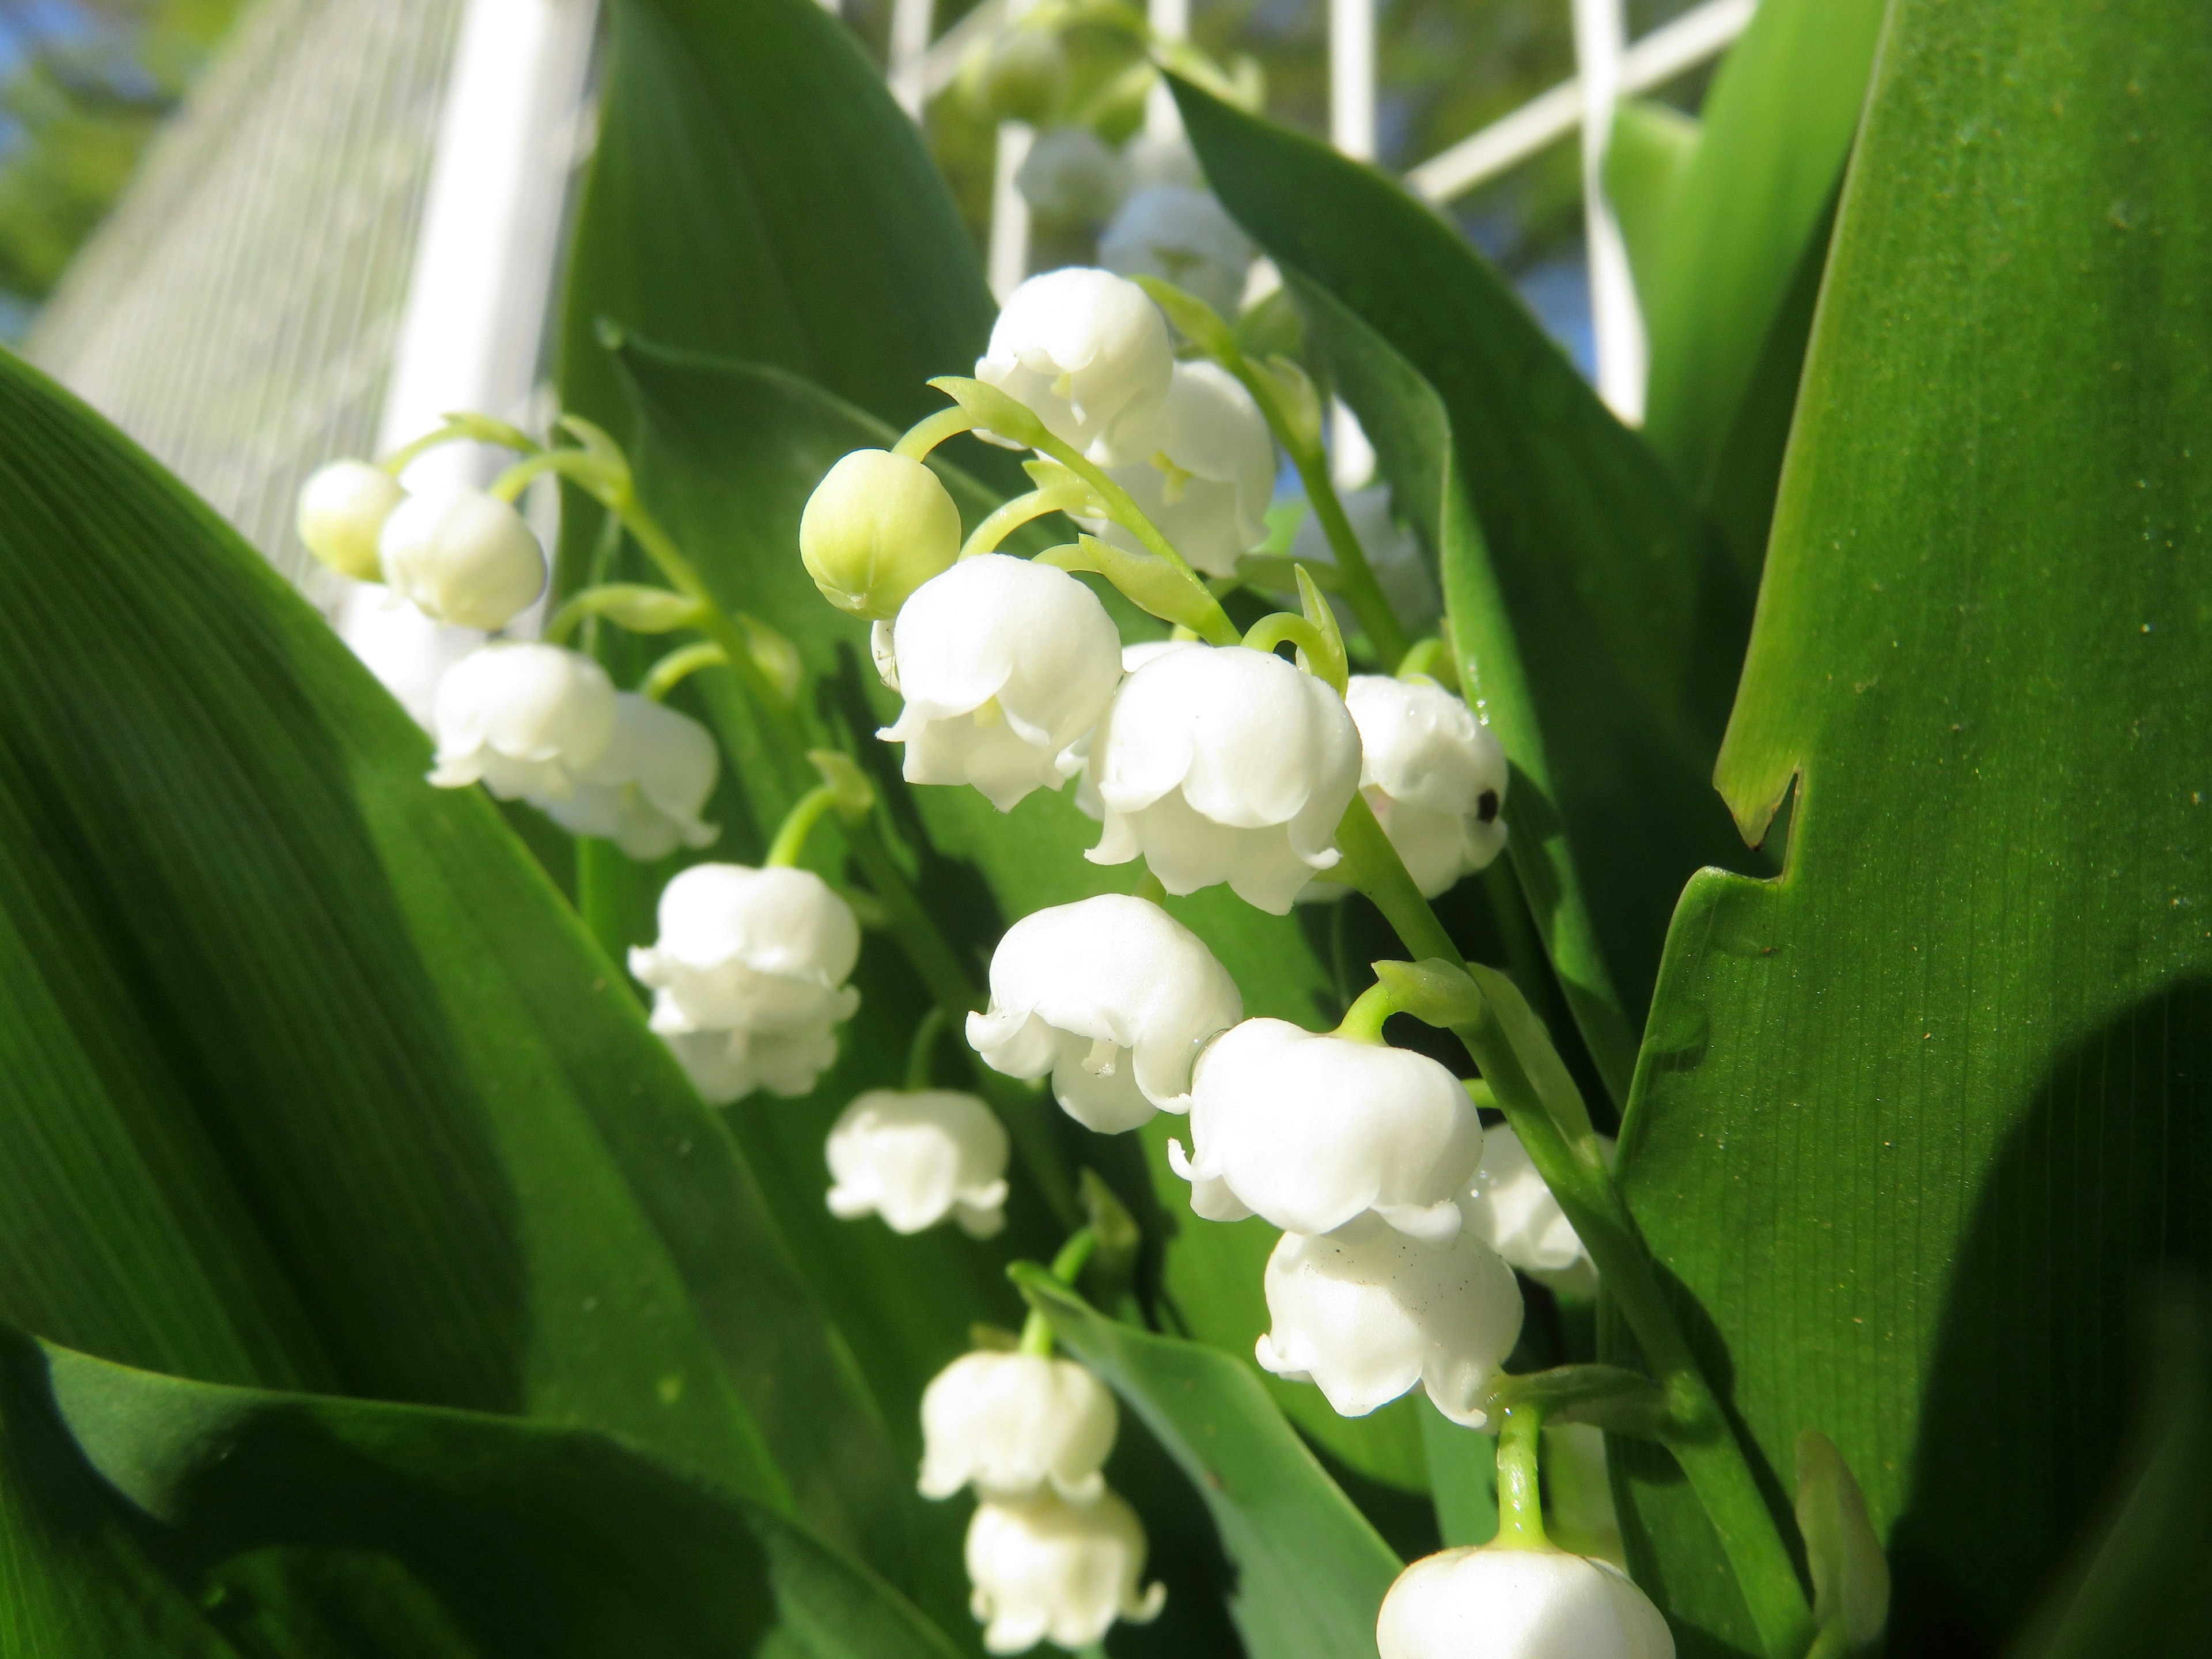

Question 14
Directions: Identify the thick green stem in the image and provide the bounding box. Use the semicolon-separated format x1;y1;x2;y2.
1334;795;1813;1654
1493;1405;1550;1551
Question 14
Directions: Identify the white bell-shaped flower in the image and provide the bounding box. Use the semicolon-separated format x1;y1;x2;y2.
966;895;1243;1132
1255;1211;1522;1427
1088;361;1274;578
537;692;720;861
919;1350;1118;1502
427;642;616;800
1291;484;1440;627
1016;126;1130;224
1462;1124;1603;1296
629;863;861;1104
298;460;406;581
1376;1546;1674;1659
1172;1019;1483;1240
966;1489;1167;1654
826;1089;1010;1238
976;268;1173;464
877;554;1124;812
1086;645;1362;913
332;582;483;731
1099;184;1254;321
378;486;547;631
1344;675;1509;897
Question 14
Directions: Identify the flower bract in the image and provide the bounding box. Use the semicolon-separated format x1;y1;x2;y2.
920;1350;1118;1502
967;893;1243;1131
878;553;1124;811
537;692;720;861
378;484;546;631
965;1489;1166;1654
1376;1546;1674;1659
427;642;616;801
827;1088;1011;1237
1256;1211;1522;1427
1172;1017;1483;1240
1086;644;1362;913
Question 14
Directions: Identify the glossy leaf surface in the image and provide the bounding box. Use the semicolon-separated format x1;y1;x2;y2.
1615;3;2212;1652
1018;1270;1403;1659
1;1327;958;1658
0;344;906;1579
1176;78;1753;1107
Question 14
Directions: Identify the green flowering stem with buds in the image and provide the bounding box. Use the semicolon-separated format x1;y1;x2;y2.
1333;798;1815;1656
1017;1226;1101;1357
1130;276;1412;671
640;641;728;702
1493;1402;1550;1551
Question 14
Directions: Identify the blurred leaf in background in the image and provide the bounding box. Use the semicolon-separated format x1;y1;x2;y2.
0;0;243;326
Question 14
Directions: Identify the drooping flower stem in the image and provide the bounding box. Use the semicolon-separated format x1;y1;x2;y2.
640;641;728;702
905;1007;949;1092
1333;794;1815;1657
1018;1227;1101;1356
1491;1404;1550;1551
960;484;1094;559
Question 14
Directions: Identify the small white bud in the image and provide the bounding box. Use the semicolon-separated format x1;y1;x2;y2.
537;692;720;861
1120;131;1204;192
965;1488;1166;1654
967;894;1243;1132
800;449;963;621
878;554;1124;812
1344;675;1509;897
298;460;405;581
976;268;1174;464
1087;644;1362;914
427;642;616;801
826;1089;1010;1238
629;863;861;1105
378;486;547;631
331;582;482;731
1099;184;1255;322
1461;1122;1602;1294
1376;1546;1674;1659
1171;1018;1483;1240
1088;360;1275;578
920;1350;1118;1502
1256;1211;1522;1427
1015;126;1130;224
1291;485;1439;627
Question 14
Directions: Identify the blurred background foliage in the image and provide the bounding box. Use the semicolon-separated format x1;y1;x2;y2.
0;0;1712;339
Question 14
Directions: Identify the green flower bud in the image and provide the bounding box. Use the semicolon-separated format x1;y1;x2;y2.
800;450;962;621
960;27;1069;126
298;459;405;581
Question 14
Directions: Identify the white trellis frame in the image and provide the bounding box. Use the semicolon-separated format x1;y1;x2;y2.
893;0;1759;414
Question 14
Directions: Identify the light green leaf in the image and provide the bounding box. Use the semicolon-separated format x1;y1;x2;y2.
0;344;907;1582
2;1327;961;1658
1615;2;2212;1650
1017;1269;1403;1659
609;341;1442;1503
1606;99;1700;306
1175;78;1755;1108
1638;0;1888;551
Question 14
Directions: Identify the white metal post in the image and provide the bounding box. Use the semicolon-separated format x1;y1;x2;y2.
1146;0;1189;138
889;0;935;119
1570;0;1647;423
986;120;1035;302
377;0;599;488
1327;0;1378;487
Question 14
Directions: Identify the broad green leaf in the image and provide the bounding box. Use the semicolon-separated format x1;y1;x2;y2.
0;344;908;1581
1175;78;1755;1108
2;1327;961;1658
609;340;1440;1500
1605;99;1700;307
1615;3;2212;1652
1017;1270;1403;1659
1638;0;1888;540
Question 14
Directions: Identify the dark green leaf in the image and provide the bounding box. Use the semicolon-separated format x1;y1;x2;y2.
1176;78;1755;1108
2;1326;960;1658
0;344;907;1581
1615;3;2212;1652
1637;0;1888;555
1017;1270;1403;1659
